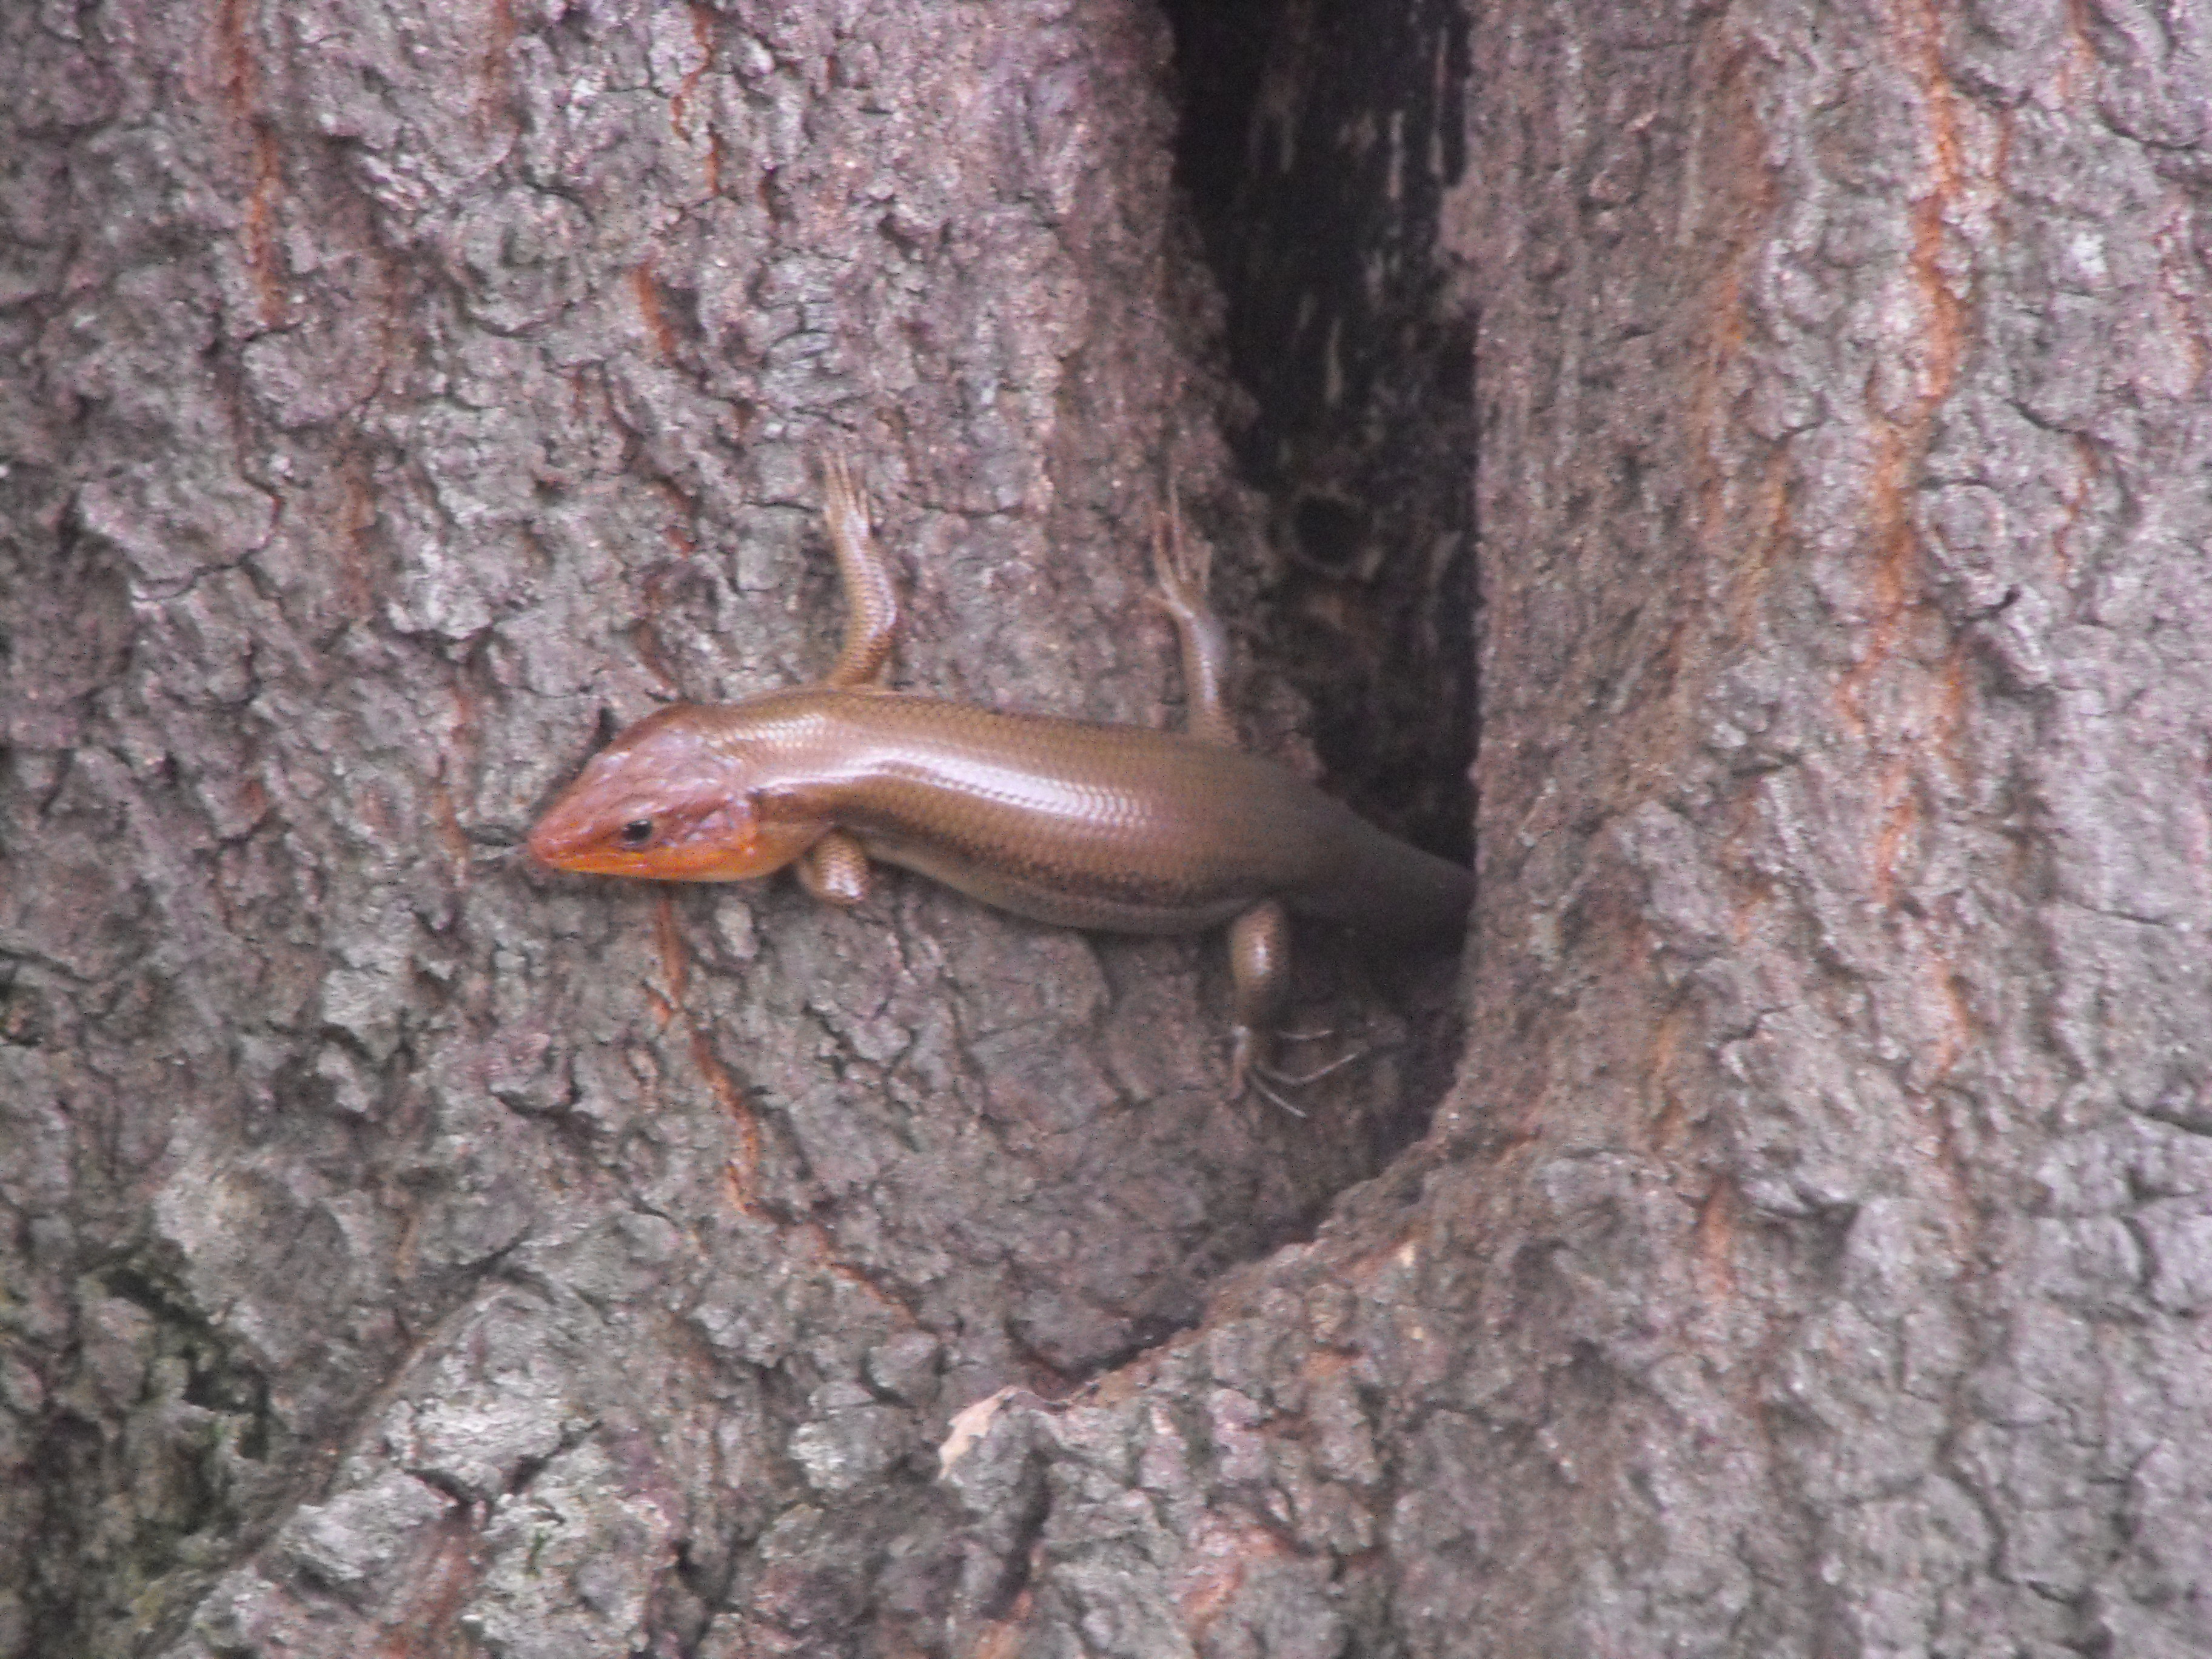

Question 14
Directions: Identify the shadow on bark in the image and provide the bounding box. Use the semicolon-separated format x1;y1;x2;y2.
7;1;2209;1655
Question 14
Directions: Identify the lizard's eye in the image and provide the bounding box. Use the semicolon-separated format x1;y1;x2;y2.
618;819;655;848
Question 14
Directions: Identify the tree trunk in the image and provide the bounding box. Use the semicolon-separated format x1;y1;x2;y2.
4;2;2206;1657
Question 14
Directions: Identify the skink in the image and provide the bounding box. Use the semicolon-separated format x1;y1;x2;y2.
528;455;1472;1098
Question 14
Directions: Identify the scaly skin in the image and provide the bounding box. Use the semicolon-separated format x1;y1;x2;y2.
526;686;1472;939
527;454;1470;1098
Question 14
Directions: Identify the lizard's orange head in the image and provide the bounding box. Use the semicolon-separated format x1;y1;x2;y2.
527;707;816;882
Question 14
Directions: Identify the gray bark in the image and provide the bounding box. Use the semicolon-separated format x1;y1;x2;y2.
4;1;2208;1657
953;3;2212;1655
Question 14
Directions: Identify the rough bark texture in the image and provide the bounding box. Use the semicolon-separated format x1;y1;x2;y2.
1;2;1449;1654
941;2;2212;1655
4;2;2208;1659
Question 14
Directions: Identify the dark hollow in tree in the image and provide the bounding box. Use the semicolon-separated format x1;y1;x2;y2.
2;1;2206;1656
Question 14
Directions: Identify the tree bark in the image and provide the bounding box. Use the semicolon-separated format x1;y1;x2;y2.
4;2;2208;1658
946;3;2212;1655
